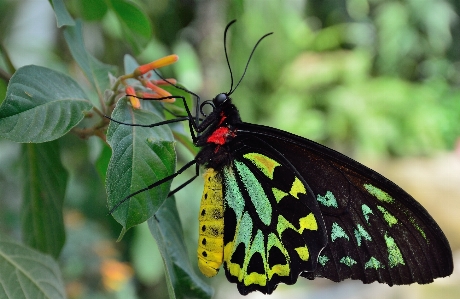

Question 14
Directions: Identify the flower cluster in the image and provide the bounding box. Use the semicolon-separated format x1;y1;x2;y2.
121;54;179;109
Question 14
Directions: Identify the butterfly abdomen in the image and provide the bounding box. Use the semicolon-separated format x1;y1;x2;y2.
197;169;225;277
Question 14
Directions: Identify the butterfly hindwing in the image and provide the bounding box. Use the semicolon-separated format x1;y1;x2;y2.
236;123;453;285
220;150;327;294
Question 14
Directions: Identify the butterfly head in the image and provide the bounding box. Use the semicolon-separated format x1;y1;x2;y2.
213;93;230;107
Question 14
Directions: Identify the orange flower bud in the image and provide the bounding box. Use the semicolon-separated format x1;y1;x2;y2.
136;92;156;99
152;79;177;85
134;54;179;77
125;86;141;109
145;81;173;98
125;86;135;96
129;96;141;109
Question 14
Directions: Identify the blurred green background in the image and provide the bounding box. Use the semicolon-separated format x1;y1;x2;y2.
0;0;459;298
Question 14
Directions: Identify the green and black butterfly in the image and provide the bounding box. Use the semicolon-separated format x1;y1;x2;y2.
108;20;453;295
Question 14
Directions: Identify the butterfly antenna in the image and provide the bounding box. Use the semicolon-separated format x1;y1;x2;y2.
228;31;273;95
224;20;237;94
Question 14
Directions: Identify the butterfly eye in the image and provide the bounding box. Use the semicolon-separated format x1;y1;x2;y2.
214;93;228;106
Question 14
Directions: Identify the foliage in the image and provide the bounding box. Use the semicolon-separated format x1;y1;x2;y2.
0;0;459;299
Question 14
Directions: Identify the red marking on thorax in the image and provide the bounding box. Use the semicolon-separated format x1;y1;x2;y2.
217;112;227;126
207;112;235;152
207;127;231;145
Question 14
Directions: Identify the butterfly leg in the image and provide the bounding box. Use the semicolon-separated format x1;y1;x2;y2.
106;95;199;143
162;106;203;121
167;162;200;197
108;159;198;214
105;115;190;129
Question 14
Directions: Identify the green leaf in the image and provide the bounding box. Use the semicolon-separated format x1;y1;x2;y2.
95;142;112;181
22;141;67;258
48;0;75;27
0;79;7;105
63;20;117;98
148;198;213;299
110;0;152;53
124;54;139;74
0;65;93;143
106;99;176;229
0;234;66;299
80;0;108;21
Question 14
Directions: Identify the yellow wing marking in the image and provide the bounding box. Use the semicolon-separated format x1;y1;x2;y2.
299;213;318;232
243;153;280;179
289;177;307;199
295;246;310;261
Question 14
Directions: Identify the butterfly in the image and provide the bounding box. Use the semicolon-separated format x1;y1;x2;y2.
108;20;453;295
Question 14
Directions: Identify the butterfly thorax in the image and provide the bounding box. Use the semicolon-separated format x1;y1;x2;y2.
196;94;242;170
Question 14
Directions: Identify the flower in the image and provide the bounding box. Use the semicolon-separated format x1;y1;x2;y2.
121;55;180;109
125;86;140;109
133;54;179;77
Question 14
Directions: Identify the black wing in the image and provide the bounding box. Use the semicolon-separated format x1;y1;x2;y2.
235;122;453;285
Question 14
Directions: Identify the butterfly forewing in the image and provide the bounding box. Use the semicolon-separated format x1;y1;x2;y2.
236;123;453;285
305;161;452;284
220;150;327;294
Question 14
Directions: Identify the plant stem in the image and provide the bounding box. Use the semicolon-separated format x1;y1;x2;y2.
0;43;16;74
0;67;11;82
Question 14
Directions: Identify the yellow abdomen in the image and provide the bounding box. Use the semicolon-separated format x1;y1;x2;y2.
197;168;225;277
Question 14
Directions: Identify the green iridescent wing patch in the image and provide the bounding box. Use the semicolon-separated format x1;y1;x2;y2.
221;151;327;295
298;167;452;285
